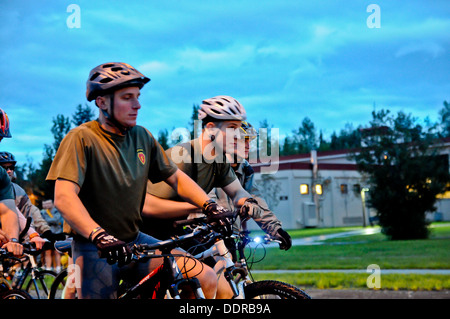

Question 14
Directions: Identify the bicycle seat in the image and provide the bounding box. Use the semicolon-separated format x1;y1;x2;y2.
54;238;73;254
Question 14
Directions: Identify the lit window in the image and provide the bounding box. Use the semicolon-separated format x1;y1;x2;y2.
315;184;323;195
300;184;309;195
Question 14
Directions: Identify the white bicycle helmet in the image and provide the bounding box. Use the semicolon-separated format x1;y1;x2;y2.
198;95;247;121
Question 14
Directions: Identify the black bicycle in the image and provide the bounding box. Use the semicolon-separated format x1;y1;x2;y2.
49;213;234;299
0;242;58;300
1;247;32;299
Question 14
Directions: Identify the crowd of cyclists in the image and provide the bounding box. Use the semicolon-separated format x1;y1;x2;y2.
0;62;292;299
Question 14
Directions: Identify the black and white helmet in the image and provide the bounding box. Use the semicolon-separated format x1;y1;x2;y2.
198;95;247;121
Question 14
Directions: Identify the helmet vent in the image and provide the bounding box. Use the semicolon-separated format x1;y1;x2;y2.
99;77;114;83
90;72;100;81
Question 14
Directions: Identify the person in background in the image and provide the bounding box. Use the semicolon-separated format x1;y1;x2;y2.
0;108;24;256
0;151;63;244
41;199;64;272
209;121;290;248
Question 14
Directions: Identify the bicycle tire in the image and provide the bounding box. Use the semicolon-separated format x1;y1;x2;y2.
24;269;57;299
0;288;32;299
243;280;311;299
48;269;68;299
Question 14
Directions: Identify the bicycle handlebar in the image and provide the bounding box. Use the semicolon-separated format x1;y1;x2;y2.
173;210;237;228
0;242;49;258
131;225;211;257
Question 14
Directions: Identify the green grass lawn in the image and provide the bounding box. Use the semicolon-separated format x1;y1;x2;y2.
251;272;450;291
248;223;450;290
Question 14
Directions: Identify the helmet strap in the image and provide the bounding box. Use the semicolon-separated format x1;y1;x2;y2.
102;94;129;135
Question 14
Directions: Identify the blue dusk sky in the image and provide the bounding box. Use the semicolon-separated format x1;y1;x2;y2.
1;0;449;165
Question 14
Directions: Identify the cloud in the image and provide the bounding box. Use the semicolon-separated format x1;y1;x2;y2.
1;0;449;166
395;42;445;58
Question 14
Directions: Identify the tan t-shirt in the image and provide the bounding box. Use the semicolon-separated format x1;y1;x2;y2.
143;138;237;239
46;120;177;242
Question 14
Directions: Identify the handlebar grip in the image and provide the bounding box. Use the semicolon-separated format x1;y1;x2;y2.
173;217;205;228
173;211;237;228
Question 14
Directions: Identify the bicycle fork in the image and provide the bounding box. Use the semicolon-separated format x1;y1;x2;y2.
167;254;205;299
199;239;239;298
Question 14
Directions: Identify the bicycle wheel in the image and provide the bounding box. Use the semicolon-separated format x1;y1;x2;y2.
243;280;311;299
0;288;32;299
48;269;67;299
24;269;57;299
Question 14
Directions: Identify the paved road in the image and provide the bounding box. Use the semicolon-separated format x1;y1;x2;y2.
306;288;450;299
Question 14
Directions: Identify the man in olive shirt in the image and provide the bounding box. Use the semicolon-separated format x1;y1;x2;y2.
142;135;237;239
47;62;223;299
143;96;278;240
142;96;287;298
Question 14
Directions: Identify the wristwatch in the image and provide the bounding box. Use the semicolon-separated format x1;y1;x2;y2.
10;238;19;243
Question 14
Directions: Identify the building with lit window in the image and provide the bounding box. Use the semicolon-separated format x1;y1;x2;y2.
249;146;450;229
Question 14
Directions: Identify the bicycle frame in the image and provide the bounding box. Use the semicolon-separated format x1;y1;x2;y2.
1;245;53;299
193;237;241;297
118;230;209;299
191;228;281;299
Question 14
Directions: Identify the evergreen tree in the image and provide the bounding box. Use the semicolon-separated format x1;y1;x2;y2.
354;109;450;240
438;100;450;137
292;117;317;153
72;104;95;126
157;129;171;150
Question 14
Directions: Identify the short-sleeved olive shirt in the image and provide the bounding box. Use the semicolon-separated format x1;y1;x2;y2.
143;138;237;239
46;120;177;242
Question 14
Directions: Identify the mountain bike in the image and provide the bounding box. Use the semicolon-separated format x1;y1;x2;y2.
175;214;311;299
1;249;32;299
48;239;75;299
0;245;43;299
49;213;234;299
3;242;57;299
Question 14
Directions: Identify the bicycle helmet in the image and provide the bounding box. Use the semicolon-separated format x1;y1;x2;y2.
0;108;11;138
239;121;258;140
86;62;150;102
0;152;16;165
198;95;247;122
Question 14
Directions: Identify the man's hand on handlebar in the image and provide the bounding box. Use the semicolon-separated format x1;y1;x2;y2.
274;228;292;250
91;229;132;267
2;240;23;256
201;200;235;235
